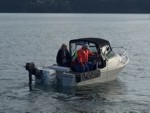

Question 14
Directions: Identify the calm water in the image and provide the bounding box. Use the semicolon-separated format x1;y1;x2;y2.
0;13;150;113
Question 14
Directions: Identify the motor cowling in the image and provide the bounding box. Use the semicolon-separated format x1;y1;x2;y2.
25;62;41;79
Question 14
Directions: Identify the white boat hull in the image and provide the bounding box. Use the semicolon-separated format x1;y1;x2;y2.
77;53;129;86
35;58;128;87
77;63;126;86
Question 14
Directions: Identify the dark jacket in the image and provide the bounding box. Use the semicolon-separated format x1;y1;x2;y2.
56;49;71;67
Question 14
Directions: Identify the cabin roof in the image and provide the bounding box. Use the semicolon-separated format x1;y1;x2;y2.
69;37;110;47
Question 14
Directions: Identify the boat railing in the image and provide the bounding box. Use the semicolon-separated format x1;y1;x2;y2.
112;47;129;64
112;46;127;54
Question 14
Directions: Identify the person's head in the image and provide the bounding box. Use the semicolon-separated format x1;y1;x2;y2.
61;43;67;50
82;44;90;50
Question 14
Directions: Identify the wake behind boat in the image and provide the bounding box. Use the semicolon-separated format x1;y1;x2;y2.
25;37;129;90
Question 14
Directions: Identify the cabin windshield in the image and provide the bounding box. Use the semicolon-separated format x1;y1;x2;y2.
88;43;97;53
101;45;115;59
70;42;98;57
106;50;115;59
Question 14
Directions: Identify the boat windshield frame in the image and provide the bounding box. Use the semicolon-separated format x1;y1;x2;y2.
101;45;116;58
69;37;111;59
69;41;99;57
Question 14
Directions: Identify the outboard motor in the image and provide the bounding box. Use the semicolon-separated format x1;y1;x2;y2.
25;62;42;91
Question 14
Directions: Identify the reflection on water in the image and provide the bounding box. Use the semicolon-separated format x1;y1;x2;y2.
34;79;126;102
31;79;127;113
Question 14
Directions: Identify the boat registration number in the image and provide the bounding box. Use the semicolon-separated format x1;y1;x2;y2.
80;70;101;81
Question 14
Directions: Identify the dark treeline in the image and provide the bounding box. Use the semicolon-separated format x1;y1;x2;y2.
0;0;150;13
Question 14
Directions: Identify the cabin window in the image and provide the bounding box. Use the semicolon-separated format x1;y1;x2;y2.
70;43;76;56
106;50;115;59
101;45;115;59
70;42;98;56
89;43;97;53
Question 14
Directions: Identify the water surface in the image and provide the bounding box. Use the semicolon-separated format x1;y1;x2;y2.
0;13;150;113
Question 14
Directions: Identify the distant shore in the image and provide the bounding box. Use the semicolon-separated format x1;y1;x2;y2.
0;0;150;13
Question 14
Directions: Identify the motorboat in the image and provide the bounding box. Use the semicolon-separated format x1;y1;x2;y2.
25;37;129;89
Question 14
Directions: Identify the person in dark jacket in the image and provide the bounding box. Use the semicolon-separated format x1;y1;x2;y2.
56;43;71;67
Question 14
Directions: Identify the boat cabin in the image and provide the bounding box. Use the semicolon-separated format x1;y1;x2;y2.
69;37;115;69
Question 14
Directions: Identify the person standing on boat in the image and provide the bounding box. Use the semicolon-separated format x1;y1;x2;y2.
73;44;94;72
56;43;71;67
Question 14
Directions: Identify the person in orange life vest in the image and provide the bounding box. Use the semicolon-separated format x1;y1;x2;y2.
56;43;71;67
74;44;94;72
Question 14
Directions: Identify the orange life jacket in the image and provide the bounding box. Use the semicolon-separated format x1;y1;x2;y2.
77;47;94;63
